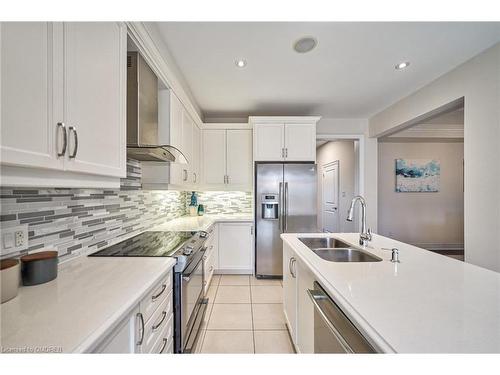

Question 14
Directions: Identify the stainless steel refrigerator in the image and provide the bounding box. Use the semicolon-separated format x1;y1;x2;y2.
255;163;317;278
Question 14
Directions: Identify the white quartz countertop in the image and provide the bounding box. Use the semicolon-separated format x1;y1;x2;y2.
281;232;500;353
152;213;254;232
0;255;175;353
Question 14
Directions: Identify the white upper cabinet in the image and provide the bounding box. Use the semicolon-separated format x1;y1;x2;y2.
253;123;284;161
63;22;126;177
226;129;252;186
0;23;63;170
201;127;253;190
251;117;320;162
180;110;193;184
202;129;226;185
284;123;316;161
191;123;201;185
143;89;202;190
0;22;127;185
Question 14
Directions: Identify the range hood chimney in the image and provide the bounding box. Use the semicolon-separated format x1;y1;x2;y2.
126;52;187;164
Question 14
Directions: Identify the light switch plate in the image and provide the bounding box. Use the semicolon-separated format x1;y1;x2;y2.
1;224;28;256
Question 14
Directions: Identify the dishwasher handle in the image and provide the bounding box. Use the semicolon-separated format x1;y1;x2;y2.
307;288;353;353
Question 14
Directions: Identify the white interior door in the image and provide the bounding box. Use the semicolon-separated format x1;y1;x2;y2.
322;161;339;233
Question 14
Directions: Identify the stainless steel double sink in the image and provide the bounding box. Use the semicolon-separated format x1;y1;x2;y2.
299;237;382;263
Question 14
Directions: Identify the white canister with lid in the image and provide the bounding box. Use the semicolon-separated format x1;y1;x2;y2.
1;259;20;303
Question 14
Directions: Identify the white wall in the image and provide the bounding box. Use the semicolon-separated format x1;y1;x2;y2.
317;141;356;232
369;43;500;272
317;118;378;232
378;142;464;247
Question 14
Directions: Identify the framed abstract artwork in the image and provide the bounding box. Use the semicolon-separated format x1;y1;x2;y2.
395;159;440;192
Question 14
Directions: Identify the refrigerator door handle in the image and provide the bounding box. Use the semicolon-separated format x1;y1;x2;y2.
284;181;289;231
279;182;283;232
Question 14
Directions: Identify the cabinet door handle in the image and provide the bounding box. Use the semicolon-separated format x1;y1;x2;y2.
159;338;168;354
57;122;67;157
281;148;284;158
152;311;167;331
136;313;145;346
226;175;230;184
289;257;297;278
285;148;288;158
183;169;188;181
193;172;197;183
151;284;167;301
68;126;78;159
250;226;254;235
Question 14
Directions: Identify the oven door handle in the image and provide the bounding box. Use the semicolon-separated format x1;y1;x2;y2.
181;254;204;281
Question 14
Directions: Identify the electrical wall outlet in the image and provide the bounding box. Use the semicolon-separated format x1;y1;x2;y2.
15;230;25;247
1;224;28;256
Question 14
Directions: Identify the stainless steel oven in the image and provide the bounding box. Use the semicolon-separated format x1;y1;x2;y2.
175;248;207;353
308;281;377;353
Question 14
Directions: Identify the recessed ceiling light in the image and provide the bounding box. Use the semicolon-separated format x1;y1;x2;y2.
293;37;318;54
395;61;410;70
235;59;247;68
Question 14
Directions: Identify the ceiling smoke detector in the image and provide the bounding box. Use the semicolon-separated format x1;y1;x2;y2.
293;37;318;54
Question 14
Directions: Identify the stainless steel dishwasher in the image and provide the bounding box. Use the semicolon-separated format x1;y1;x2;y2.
307;281;377;353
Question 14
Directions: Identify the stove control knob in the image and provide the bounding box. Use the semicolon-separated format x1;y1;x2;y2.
183;245;194;256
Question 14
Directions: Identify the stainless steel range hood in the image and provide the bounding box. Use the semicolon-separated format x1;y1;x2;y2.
126;51;187;164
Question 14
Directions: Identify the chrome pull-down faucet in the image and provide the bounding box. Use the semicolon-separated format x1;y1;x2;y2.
346;195;372;246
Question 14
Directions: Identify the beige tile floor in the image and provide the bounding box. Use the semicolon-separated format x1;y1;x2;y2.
195;274;295;354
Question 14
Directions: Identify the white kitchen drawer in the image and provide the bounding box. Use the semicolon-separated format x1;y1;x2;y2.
205;249;216;289
142;290;173;353
150;315;174;354
140;271;172;323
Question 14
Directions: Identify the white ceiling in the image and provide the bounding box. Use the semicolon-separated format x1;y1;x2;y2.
151;22;500;120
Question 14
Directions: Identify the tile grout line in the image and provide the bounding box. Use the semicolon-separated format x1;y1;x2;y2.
249;276;256;354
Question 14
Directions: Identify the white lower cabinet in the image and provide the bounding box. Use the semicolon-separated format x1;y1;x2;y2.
283;243;298;345
282;242;315;353
93;269;174;354
203;224;218;295
217;222;254;274
94;305;139;353
296;257;315;353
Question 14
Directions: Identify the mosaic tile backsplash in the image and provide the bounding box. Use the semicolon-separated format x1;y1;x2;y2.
187;191;253;215
1;159;253;261
0;160;187;260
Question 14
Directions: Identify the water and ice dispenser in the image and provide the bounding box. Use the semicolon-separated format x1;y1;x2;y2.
261;194;279;220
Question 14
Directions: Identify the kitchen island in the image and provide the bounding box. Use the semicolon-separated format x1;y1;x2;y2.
281;232;500;353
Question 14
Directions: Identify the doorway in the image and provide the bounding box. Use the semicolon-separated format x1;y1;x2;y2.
378;102;465;261
316;139;359;233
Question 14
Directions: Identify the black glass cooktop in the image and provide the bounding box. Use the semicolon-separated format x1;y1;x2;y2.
88;231;197;257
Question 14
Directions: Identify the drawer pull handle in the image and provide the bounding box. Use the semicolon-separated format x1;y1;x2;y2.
159;338;168;354
152;284;167;301
152;311;167;331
